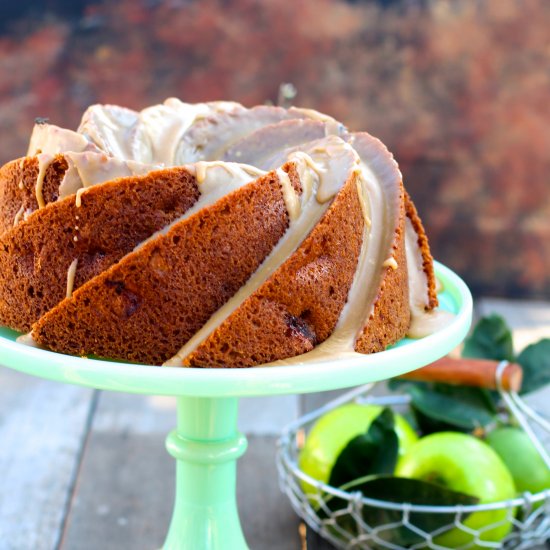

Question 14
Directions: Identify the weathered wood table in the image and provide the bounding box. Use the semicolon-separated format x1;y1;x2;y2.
1;297;548;550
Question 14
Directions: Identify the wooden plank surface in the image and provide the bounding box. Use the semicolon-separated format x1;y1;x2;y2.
0;368;95;550
60;391;300;550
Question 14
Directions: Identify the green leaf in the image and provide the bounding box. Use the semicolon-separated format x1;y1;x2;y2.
517;338;550;394
387;377;430;392
410;384;497;432
462;314;515;362
328;408;398;489
321;474;478;548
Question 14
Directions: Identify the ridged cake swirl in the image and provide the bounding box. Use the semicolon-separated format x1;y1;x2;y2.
0;98;451;367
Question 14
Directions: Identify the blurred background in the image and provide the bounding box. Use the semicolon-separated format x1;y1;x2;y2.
1;0;549;299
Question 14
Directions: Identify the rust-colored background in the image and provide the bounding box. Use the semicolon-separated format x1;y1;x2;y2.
1;0;549;298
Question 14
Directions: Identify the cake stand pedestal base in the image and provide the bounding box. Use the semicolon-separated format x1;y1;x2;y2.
163;396;248;549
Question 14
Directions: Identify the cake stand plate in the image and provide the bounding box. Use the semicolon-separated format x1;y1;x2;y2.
0;262;472;549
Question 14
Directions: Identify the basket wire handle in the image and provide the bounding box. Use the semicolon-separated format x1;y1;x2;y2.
495;361;550;470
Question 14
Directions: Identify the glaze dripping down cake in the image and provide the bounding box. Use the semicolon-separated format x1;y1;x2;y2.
0;99;450;367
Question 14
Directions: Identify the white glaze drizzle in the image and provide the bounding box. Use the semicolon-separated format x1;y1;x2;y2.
194;160;264;185
289;107;337;124
15;332;40;348
66;258;79;298
133;162;267;252
275;168;300;221
18;159;25;189
77;104;138;159
275;151;321;223
132;100;213;164
27;123;94;157
403;217;453;338
354;171;371;228
28;122;101;210
266;157;387;365
404;216;429;315
35;153;54;209
59;152;161;203
75;188;86;208
27;99;346;171
13;204;25;227
76;99;243;166
408;309;455;339
288;107;342;137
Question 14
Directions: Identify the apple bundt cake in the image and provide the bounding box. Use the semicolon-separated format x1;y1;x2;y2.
0;98;446;367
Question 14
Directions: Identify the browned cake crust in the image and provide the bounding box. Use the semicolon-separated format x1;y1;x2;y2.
0;155;68;235
404;190;438;311
0;167;199;332
32;165;301;365
186;171;364;368
354;181;410;354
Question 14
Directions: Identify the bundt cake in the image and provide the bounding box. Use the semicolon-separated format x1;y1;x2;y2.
0;98;448;368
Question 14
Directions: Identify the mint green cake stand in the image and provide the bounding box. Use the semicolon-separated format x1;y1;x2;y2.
0;262;471;549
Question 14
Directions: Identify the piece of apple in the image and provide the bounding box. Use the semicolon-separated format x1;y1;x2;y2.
395;432;516;549
486;426;550;496
298;403;418;492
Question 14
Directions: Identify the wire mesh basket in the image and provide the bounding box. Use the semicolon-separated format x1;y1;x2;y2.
277;360;550;549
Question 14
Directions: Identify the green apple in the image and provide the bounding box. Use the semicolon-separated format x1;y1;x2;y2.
395;432;516;549
299;403;418;492
486;426;550;496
